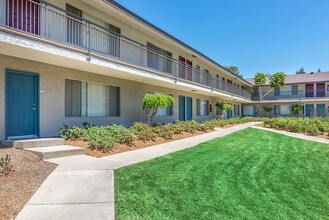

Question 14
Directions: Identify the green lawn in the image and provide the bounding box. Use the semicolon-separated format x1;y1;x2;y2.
115;128;329;220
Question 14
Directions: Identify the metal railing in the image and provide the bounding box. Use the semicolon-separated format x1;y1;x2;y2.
0;0;251;99
246;108;329;118
252;89;328;101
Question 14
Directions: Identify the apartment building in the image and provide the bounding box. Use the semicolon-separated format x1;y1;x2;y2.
0;0;253;140
243;72;329;117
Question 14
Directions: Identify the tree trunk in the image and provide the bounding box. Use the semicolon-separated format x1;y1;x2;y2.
255;88;273;116
221;111;225;120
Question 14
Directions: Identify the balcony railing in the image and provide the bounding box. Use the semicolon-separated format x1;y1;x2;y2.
252;89;328;101
0;0;251;99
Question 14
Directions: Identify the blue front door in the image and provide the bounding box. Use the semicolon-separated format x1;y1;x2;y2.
179;96;186;121
316;104;326;117
305;104;314;117
227;103;233;119
186;97;192;121
6;70;39;138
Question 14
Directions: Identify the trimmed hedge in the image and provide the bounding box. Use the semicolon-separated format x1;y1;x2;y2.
60;117;263;152
263;117;329;136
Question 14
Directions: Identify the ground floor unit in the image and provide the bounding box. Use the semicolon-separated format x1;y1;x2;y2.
243;101;329;117
0;55;244;140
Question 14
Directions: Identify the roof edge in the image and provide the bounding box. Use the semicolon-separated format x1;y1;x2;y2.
104;0;253;86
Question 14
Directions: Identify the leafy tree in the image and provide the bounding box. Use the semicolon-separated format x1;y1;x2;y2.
254;72;286;115
225;66;243;78
141;93;174;123
289;105;304;115
215;101;233;120
296;67;306;74
318;68;321;73
262;107;273;117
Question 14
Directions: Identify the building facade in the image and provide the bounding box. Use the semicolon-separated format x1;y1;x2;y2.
0;0;328;141
244;72;329;118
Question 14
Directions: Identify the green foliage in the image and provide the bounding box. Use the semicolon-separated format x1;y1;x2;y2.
0;154;13;175
263;117;329;136
130;122;157;141
262;107;273;117
318;68;321;73
254;72;266;86
296;67;306;74
141;93;174;122
225;66;243;78
215;102;233;119
60;117;266;152
289;105;304;114
269;72;286;88
262;107;273;113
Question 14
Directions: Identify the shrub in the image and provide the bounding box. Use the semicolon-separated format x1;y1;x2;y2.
130;122;157;141
0;154;13;175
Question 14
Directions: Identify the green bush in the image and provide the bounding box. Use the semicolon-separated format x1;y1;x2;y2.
59;116;266;152
263;117;329;136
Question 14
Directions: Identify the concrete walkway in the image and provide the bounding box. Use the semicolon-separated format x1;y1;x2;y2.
15;122;260;220
252;126;329;144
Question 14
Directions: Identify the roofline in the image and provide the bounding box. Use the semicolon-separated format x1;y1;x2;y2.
103;0;253;86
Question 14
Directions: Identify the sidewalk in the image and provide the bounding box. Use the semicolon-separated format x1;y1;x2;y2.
15;122;260;220
252;126;329;144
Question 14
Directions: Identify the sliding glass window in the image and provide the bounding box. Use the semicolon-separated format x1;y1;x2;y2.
65;79;120;117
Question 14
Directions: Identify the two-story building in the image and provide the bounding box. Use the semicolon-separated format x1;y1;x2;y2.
243;72;329;117
0;0;253;140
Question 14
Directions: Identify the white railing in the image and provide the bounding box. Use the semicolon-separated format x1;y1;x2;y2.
0;0;251;99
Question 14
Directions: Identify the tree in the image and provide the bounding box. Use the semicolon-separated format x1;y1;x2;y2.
141;93;174;123
215;101;233;120
318;68;321;73
289;105;304;115
225;66;243;78
254;72;286;115
296;67;306;74
262;107;273;117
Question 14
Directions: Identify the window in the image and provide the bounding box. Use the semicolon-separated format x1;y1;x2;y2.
274;105;280;115
197;99;209;116
147;91;173;116
274;87;280;96
156;94;173;116
234;104;240;116
253;87;259;97
291;85;298;95
82;13;121;57
65;79;120;117
147;42;172;73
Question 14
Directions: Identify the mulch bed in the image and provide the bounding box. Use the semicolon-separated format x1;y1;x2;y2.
0;147;57;220
66;130;214;158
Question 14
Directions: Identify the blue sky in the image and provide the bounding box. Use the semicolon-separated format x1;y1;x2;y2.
115;0;329;78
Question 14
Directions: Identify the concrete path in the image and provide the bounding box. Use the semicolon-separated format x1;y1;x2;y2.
102;122;262;168
15;122;260;220
252;126;329;144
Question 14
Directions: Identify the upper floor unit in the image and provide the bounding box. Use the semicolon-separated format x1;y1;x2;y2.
246;72;329;101
0;0;252;100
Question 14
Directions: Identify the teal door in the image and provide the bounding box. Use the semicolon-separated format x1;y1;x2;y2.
316;104;326;117
186;97;192;121
6;70;39;138
179;96;186;121
227;103;233;119
305;104;314;117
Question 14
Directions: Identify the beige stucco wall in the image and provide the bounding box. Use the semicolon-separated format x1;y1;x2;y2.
0;55;241;140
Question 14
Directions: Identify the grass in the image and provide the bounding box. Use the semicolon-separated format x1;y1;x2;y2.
115;128;329;220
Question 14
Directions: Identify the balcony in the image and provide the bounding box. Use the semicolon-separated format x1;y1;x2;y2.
252;89;328;101
0;0;251;100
